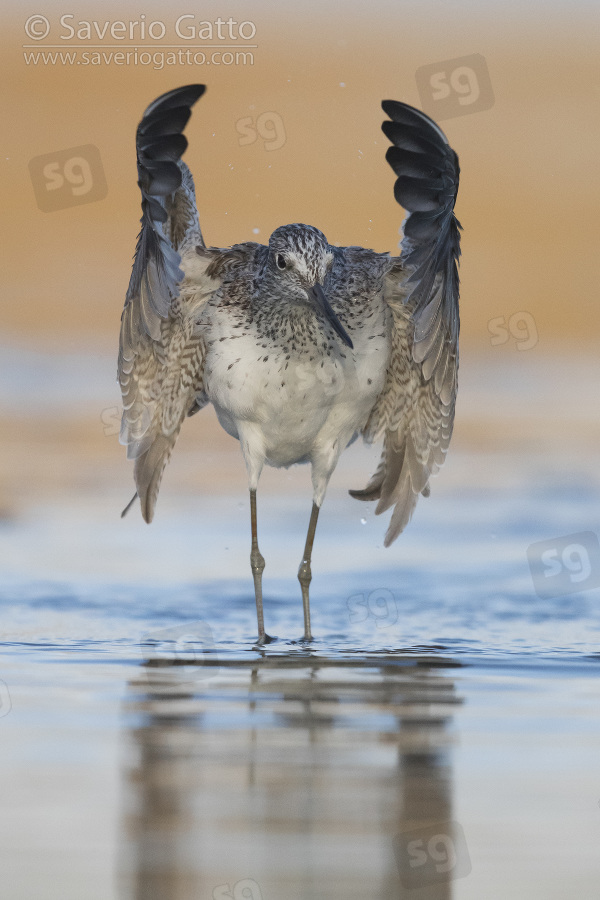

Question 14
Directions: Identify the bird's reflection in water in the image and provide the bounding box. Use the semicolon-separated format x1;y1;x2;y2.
117;652;463;900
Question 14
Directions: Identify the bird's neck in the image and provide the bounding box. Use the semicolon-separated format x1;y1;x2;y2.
249;289;326;353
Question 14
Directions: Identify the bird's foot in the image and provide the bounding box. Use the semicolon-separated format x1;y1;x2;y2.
288;633;314;646
253;632;276;648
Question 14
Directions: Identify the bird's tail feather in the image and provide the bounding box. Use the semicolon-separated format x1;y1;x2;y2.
133;430;180;523
121;492;138;518
348;455;386;501
349;436;431;544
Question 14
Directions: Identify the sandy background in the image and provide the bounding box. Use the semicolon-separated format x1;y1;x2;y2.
2;0;598;348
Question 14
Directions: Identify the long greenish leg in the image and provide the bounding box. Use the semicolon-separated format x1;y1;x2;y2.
250;488;267;644
297;502;320;641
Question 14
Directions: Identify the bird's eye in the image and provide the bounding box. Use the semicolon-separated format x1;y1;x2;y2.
276;254;287;270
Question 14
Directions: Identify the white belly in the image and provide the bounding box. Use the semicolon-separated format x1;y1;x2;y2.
204;324;389;468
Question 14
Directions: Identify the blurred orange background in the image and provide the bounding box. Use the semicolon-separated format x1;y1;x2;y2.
3;0;598;351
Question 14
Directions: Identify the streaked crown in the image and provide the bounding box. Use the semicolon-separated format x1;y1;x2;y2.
268;223;333;286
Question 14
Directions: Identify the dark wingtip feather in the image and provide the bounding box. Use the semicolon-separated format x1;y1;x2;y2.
382;98;461;375
382;100;449;147
142;84;205;119
124;85;207;339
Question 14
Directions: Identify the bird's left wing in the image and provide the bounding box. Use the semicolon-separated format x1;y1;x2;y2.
351;101;461;546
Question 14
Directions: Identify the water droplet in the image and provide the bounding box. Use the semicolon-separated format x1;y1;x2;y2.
360;517;367;525
252;228;260;235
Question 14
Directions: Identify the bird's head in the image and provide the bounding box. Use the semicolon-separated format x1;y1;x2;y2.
266;224;353;349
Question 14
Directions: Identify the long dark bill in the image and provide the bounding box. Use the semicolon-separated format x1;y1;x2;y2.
309;283;353;349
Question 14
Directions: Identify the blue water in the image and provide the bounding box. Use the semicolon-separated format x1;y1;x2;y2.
3;561;600;662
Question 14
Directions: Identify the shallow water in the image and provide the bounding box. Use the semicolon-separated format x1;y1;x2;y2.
3;548;600;899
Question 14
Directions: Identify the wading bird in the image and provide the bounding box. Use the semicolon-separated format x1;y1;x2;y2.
119;84;461;643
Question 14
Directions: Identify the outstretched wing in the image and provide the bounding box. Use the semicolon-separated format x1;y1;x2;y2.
118;83;218;523
350;101;461;546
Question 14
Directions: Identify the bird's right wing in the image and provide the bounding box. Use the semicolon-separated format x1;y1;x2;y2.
118;84;221;523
